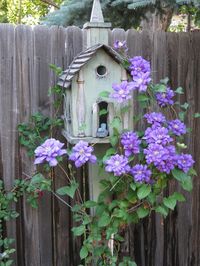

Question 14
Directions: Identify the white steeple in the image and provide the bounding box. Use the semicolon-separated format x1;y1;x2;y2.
90;0;104;23
83;0;111;48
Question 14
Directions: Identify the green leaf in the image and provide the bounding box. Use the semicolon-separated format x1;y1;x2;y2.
188;168;197;176
136;206;149;218
137;185;151;200
172;168;188;182
160;77;169;85
194;113;200;118
172;192;185;202
137;94;149;102
172;168;193;191
72;225;85;236
98;211;110;227
56;181;78;199
71;204;82;212
110;135;118;147
122;59;130;69
99;90;110;98
175;87;184;94
177;142;187;149
84;200;97;208
181;176;193;191
130;183;136;191
105;147;116;156
80;246;89;260
99;109;108;116
178;111;185;121
31;173;45;184
154;84;167;93
147;193;156;204
163;196;177;210
110;117;122;131
155;205;169;217
180;102;189;110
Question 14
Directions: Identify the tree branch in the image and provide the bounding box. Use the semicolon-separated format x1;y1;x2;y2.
40;0;59;9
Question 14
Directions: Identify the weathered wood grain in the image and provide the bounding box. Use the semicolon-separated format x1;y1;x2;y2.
0;24;19;265
0;25;200;266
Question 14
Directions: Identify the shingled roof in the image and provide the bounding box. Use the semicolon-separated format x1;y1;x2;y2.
58;44;129;88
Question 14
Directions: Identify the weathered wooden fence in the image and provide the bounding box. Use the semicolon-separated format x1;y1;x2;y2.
0;24;200;266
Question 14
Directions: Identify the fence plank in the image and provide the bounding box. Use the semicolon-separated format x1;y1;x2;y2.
0;24;19;265
0;24;200;266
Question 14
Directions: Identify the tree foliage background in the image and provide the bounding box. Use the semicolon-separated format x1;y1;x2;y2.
41;0;200;31
0;0;62;24
0;0;199;31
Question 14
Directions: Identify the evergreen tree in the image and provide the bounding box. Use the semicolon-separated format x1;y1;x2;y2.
42;0;142;29
42;0;200;31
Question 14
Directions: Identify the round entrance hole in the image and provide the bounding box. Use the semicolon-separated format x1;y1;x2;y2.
96;65;107;77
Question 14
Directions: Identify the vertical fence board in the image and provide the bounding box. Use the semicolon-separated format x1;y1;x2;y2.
0;24;19;265
0;25;200;266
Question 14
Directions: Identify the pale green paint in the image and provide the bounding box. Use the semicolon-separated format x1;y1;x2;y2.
70;48;123;138
88;144;110;202
84;27;111;48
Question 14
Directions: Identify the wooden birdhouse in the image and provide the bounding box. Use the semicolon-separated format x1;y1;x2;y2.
58;0;133;144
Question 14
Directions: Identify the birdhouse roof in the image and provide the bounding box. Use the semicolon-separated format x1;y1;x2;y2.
58;44;129;88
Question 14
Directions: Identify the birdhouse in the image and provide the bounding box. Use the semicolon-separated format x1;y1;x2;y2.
58;0;133;144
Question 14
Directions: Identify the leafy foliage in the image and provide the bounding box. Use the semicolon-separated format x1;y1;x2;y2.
42;0;200;31
1;51;198;266
0;0;62;24
42;0;142;29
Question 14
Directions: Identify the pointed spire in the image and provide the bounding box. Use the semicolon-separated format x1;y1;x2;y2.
90;0;104;23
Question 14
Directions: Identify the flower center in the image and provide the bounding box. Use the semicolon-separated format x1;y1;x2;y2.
115;161;120;166
154;151;159;155
79;149;85;155
45;147;51;152
162;93;166;98
119;89;124;95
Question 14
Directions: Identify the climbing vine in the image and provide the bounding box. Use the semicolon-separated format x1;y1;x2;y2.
0;42;198;266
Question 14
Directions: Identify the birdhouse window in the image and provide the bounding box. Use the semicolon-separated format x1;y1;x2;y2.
96;101;109;138
96;65;107;78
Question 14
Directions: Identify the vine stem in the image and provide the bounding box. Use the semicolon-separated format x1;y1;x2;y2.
51;190;72;209
58;164;72;183
110;176;123;191
128;202;144;213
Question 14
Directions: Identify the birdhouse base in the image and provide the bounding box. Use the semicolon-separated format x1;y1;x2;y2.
62;130;110;144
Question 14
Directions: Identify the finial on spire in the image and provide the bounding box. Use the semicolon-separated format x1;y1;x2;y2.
90;0;104;23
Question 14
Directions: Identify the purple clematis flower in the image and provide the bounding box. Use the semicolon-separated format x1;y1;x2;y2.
105;154;130;176
113;40;128;52
168;119;186;136
34;138;67;167
69;141;97;168
132;72;151;92
144;126;173;146
130;164;152;183
156;87;175;107
144;112;166;126
110;81;132;103
176;153;195;173
121;131;141;157
144;144;176;173
129;56;151;77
